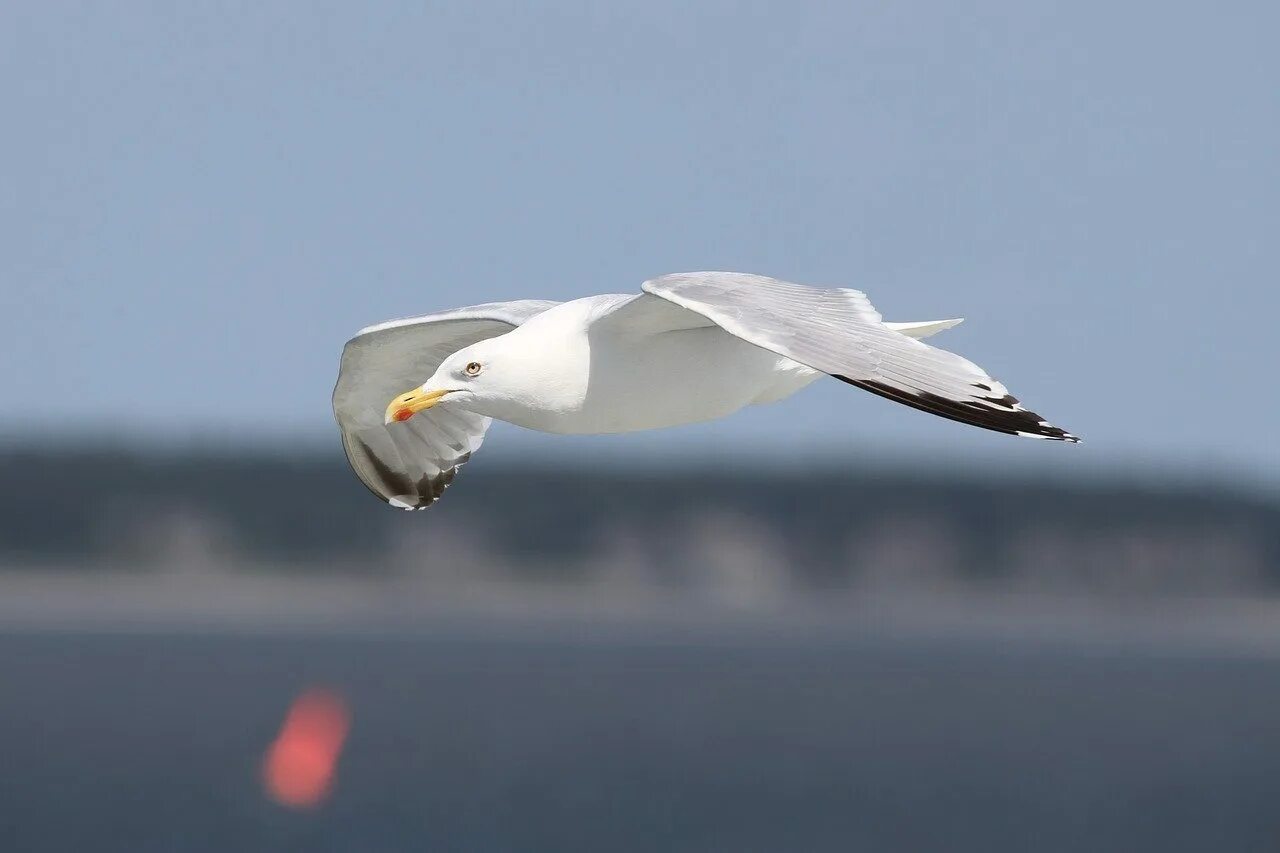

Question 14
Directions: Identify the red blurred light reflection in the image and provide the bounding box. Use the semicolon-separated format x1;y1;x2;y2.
262;688;351;809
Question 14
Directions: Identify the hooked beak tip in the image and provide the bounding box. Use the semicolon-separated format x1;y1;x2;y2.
385;387;452;424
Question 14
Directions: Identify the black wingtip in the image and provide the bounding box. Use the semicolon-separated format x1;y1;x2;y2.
836;376;1079;443
344;433;467;510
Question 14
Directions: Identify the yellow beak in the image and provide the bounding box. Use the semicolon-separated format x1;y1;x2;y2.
385;387;451;424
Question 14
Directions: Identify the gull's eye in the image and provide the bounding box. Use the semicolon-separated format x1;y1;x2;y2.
465;361;482;377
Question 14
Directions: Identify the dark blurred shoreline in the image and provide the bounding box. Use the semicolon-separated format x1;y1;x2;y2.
3;443;1278;596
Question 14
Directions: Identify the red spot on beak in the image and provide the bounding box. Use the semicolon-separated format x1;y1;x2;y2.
393;408;414;422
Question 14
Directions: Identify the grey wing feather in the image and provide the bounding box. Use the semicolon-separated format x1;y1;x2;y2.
333;300;559;509
642;272;1076;442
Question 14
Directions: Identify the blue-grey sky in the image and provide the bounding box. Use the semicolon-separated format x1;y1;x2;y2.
3;2;1277;475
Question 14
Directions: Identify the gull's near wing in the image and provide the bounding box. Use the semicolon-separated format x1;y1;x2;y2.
643;272;1077;442
333;300;559;509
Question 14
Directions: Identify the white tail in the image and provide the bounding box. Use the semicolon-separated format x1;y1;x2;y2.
883;318;964;339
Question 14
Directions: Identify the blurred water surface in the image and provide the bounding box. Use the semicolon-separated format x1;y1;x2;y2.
4;616;1279;853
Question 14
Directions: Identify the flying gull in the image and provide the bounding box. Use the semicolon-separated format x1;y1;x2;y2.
333;272;1077;509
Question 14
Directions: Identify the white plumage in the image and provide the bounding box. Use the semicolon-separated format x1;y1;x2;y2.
333;272;1076;509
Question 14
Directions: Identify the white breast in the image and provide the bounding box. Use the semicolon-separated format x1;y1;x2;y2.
543;324;816;434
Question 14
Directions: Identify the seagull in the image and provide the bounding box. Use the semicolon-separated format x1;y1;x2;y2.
333;272;1077;510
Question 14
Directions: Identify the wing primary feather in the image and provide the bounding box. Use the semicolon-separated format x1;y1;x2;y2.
835;376;1079;442
354;435;470;509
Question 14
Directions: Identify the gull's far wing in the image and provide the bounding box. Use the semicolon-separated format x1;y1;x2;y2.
333;300;559;509
642;272;1077;442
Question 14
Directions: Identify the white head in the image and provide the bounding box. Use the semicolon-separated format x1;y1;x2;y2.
383;331;583;426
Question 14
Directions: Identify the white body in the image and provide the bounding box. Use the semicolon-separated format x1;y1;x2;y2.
457;296;819;434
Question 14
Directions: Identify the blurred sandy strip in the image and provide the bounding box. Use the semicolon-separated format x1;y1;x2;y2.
1;567;1280;656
